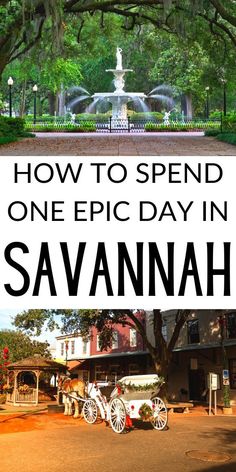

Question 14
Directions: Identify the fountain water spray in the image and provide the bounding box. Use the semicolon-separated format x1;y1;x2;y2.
66;48;174;124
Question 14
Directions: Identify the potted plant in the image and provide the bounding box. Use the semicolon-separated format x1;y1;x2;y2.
18;384;32;394
218;314;233;415
222;384;232;415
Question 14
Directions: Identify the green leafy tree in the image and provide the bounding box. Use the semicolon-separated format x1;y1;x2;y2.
0;329;50;363
0;329;50;389
1;2;236;116
2;54;82;116
13;308;191;393
1;1;236;81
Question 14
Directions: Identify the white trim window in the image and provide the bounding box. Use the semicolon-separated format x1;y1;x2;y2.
82;340;88;355
95;365;107;381
130;328;137;347
71;340;75;355
60;342;64;356
96;334;101;351
187;319;200;344
112;331;119;349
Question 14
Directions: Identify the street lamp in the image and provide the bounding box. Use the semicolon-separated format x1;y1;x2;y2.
205;86;210;119
222;79;227;117
33;84;38;124
7;77;13;117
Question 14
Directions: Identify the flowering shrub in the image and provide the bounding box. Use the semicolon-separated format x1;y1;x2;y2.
0;346;10;392
2;384;13;393
18;384;32;393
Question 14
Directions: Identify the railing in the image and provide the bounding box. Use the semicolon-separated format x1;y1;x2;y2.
6;391;14;403
24;117;221;133
13;388;37;403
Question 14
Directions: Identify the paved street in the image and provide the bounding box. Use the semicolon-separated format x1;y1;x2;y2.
0;132;235;155
0;414;236;472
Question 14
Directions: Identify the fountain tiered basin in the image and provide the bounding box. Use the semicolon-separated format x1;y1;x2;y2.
66;47;174;126
92;49;147;121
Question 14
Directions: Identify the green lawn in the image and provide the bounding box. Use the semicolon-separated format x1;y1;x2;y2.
0;136;19;145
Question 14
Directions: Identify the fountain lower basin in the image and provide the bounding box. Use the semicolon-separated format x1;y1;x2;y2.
92;92;147;120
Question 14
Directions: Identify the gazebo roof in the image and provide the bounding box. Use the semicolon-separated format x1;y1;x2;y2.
7;356;67;372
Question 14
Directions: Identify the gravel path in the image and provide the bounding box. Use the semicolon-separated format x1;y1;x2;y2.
0;132;235;155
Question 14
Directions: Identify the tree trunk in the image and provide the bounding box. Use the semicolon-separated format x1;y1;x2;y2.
0;53;10;81
181;94;193;119
58;85;65;116
19;79;27;117
151;350;171;401
38;100;43;117
48;92;58;116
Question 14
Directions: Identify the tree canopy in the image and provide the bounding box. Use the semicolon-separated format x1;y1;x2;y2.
1;1;236;116
0;329;50;363
1;1;236;79
13;308;191;381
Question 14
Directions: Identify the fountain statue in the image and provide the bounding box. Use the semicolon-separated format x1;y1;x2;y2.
66;48;174;122
92;47;146;120
116;47;123;70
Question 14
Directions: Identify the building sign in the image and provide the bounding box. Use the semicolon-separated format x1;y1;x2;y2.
223;369;229;380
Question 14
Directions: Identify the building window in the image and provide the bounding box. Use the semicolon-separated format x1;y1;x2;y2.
71;340;75;355
82;340;88;355
95;365;107;381
187;319;200;344
112;331;119;349
129;363;140;375
130;328;137;347
162;324;167;342
229;359;236;389
109;365;120;383
60;342;64;356
96;335;101;351
227;313;236;339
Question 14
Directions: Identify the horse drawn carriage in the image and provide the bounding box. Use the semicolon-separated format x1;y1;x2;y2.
60;374;168;434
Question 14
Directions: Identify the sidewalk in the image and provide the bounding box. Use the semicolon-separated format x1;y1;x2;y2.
0;133;235;155
0;402;50;417
1;401;236;418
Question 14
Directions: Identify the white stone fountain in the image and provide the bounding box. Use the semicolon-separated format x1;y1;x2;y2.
92;47;146;120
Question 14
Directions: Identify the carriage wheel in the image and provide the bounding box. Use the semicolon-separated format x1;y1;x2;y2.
83;399;98;424
109;398;126;434
151;397;168;430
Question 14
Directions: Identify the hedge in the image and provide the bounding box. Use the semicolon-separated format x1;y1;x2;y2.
222;113;236;132
204;129;221;137
145;121;220;132
0;116;25;136
217;133;236;145
27;123;96;132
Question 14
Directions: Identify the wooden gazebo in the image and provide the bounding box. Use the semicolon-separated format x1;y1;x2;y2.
6;356;67;406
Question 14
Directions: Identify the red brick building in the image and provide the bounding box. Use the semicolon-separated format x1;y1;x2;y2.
65;311;150;383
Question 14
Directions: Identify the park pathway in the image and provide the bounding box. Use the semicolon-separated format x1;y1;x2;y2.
0;132;235;155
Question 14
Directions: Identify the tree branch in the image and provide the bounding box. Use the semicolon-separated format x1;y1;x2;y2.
9;18;45;63
128;311;156;355
168;310;190;353
210;0;236;27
